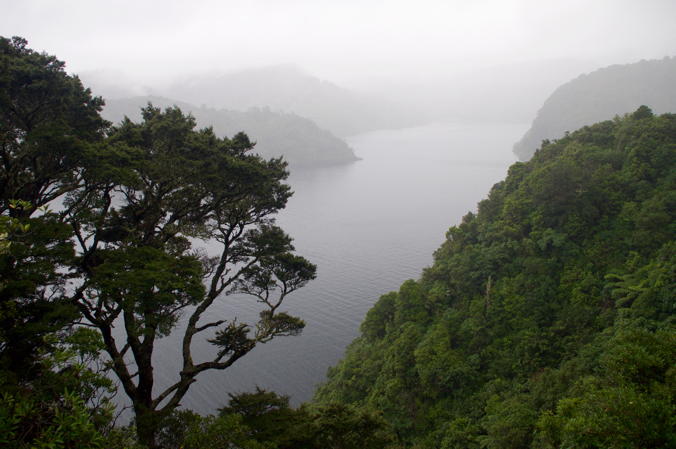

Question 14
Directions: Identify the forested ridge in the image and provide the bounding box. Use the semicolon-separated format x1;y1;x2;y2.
316;106;675;448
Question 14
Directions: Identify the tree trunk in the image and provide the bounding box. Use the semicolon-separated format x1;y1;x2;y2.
134;405;163;449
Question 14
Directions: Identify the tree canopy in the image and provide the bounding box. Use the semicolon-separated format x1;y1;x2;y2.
0;36;316;448
0;35;107;380
69;105;316;447
317;107;676;449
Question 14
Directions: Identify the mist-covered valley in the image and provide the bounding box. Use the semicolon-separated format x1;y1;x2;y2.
2;1;675;447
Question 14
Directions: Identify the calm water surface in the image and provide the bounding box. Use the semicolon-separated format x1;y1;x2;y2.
150;121;528;412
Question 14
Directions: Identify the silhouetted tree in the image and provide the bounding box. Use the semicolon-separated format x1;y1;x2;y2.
66;106;315;447
1;36;316;448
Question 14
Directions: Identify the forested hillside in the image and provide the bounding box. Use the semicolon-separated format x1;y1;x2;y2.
104;96;358;167
513;57;676;160
316;107;675;448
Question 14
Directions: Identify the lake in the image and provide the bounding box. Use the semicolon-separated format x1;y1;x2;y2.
150;121;528;412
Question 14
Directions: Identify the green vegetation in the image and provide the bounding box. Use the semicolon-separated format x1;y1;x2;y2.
0;36;118;447
317;106;675;448
152;389;398;449
72;105;316;448
3;35;674;448
514;57;676;160
0;36;318;448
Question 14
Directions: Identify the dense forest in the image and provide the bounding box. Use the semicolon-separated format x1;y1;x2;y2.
103;96;358;168
513;57;676;161
317;105;675;448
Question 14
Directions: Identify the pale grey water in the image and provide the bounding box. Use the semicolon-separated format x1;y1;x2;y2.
147;121;528;413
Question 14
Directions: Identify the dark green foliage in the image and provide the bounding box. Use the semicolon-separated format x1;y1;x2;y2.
220;388;312;448
0;36;124;449
0;391;105;449
0;212;77;380
156;409;271;449
0;37;316;448
0;34;106;380
155;389;400;449
0;36;108;215
0;327;125;448
316;109;676;448
69;105;316;448
309;403;399;449
535;321;675;449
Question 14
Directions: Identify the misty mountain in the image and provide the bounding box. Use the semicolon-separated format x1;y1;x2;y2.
78;69;149;100
162;65;417;136
103;96;358;167
513;57;676;160
366;58;597;125
84;59;597;140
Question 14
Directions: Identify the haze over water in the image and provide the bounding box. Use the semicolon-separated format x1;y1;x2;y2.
145;121;528;413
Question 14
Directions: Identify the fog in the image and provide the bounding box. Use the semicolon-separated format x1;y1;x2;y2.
4;0;675;111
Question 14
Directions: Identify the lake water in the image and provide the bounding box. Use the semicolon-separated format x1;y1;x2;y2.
150;121;528;412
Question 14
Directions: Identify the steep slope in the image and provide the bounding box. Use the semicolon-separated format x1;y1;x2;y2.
513;57;676;161
316;108;675;448
103;96;358;168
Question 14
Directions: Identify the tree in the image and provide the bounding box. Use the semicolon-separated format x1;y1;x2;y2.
1;36;316;447
0;36;107;218
0;209;76;380
154;389;400;449
0;36;123;448
0;328;122;449
218;388;314;448
0;35;106;381
65;106;316;447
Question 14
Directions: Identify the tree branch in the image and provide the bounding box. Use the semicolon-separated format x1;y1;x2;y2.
194;320;226;334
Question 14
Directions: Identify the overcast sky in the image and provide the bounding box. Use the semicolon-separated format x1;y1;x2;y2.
3;0;675;88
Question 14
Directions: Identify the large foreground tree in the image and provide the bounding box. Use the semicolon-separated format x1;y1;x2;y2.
1;36;316;448
67;106;316;447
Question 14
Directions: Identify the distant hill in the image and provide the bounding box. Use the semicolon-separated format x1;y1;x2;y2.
513;57;676;160
163;65;416;136
103;96;358;168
